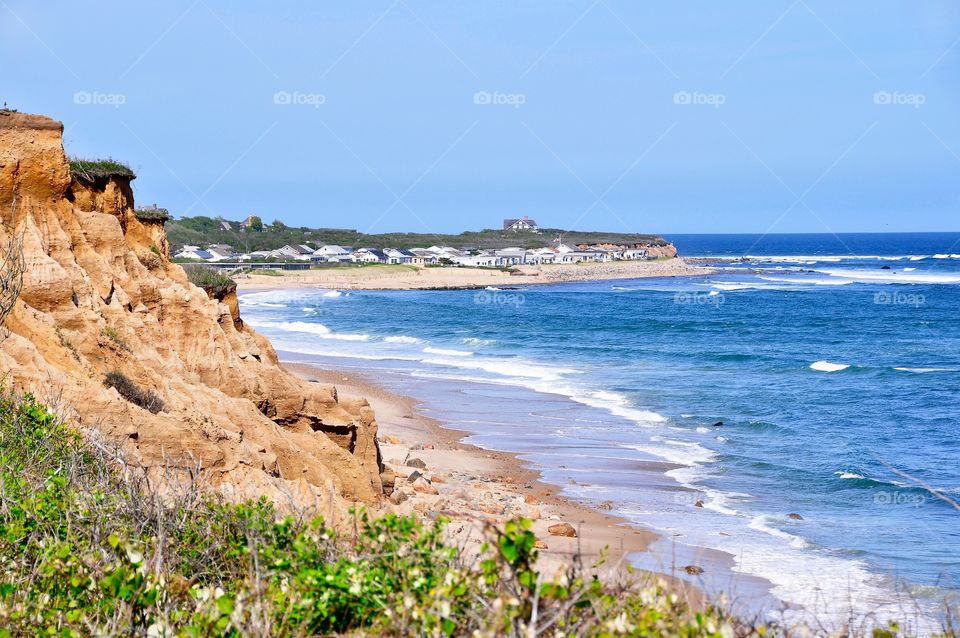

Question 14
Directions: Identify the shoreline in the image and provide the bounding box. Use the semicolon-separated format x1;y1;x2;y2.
283;361;766;610
236;258;713;291
286;364;659;571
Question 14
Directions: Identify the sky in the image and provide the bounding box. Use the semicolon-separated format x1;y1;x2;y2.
3;1;960;235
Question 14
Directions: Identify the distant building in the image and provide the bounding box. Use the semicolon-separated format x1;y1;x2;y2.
206;244;236;261
272;244;314;260
175;247;214;261
503;215;538;231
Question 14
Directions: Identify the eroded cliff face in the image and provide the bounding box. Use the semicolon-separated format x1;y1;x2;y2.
0;111;384;524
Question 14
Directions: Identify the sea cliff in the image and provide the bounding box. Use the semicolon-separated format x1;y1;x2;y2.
0;111;385;525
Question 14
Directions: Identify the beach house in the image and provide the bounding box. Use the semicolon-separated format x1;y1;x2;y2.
313;245;350;259
494;247;527;266
384;248;415;264
350;248;387;263
503;215;538;231
206;244;236;261
174;245;214;261
272;244;315;260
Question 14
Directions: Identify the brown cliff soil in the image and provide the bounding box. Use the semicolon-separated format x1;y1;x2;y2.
0;111;384;527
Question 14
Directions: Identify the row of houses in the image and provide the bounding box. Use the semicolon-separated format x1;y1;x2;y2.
174;242;651;267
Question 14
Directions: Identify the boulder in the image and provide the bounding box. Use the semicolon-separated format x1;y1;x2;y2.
547;522;577;538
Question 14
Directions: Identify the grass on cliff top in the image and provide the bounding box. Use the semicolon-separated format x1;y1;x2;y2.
0;390;949;637
134;207;172;222
68;157;136;181
184;264;236;289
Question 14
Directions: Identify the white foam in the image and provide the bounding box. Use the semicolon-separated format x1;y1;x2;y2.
835;471;865;480
757;275;852;286
462;337;495;347
322;290;343;298
245;319;369;341
423;347;473;357
810;361;850;372
384;335;424;344
903;267;917;272
749;514;808;548
816;268;960;284
934;254;949;259
894;367;957;374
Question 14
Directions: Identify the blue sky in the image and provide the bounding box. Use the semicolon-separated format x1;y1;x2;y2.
3;1;959;234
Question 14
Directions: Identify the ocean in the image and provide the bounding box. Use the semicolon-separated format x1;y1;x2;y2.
240;232;960;631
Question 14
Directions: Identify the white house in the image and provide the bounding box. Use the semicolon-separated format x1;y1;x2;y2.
409;248;439;265
174;246;215;261
314;245;349;258
526;247;558;265
350;248;387;263
384;248;414;264
503;215;538;231
494;247;527;266
272;244;314;260
206;244;236;261
453;253;497;268
622;248;649;260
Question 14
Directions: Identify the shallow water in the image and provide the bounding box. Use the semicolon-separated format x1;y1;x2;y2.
242;233;960;632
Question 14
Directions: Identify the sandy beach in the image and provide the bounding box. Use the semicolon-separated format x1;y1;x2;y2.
284;362;766;613
237;258;711;291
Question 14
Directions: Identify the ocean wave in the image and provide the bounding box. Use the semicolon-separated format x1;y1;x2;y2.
245;319;370;341
894;367;957;374
384;335;425;344
749;514;808;549
835;471;866;480
462;337;496;346
810;360;851;372
423;346;473;357
815;268;960;285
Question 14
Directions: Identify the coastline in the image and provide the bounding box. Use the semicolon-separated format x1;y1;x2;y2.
286;364;659;571
237;258;712;291
283;362;773;612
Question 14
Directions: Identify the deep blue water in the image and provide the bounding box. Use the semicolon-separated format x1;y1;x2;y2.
241;233;960;630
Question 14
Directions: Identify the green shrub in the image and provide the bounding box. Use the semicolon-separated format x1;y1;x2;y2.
135;207;172;222
102;326;131;352
185;265;236;289
0;392;948;637
68;157;136;181
103;371;165;414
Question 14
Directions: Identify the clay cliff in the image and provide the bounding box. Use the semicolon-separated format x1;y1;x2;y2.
0;111;385;523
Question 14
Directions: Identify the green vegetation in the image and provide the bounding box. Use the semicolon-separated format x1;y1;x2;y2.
68;157;136;181
0;391;772;637
166;215;669;254
103;371;165;414
0;392;949;635
184;265;236;289
102;326;131;352
135;207;172;223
